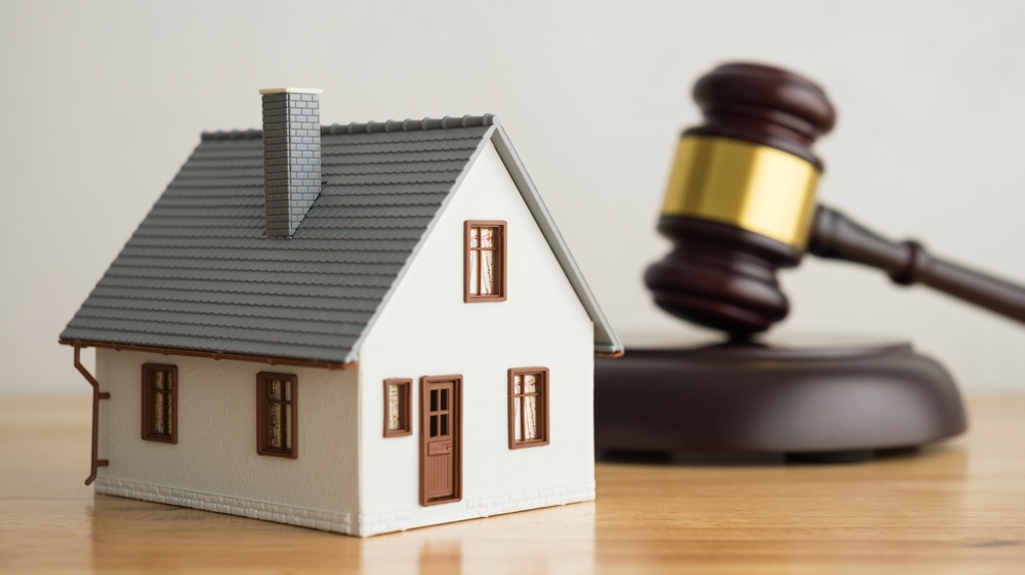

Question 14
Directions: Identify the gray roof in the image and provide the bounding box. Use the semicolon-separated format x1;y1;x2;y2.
61;115;622;363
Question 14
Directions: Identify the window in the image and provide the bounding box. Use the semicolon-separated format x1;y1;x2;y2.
383;378;413;437
508;367;549;449
464;220;507;302
257;372;298;458
141;364;177;443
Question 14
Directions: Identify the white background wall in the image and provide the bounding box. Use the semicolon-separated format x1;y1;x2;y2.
2;0;1025;395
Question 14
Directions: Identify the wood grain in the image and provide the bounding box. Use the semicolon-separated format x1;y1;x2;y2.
1;397;1024;574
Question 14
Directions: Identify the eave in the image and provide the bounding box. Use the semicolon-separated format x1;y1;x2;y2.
58;339;356;371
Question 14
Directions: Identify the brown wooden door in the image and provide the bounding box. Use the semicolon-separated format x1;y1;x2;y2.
420;375;462;506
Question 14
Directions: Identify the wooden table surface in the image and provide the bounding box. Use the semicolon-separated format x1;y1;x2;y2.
2;397;1024;574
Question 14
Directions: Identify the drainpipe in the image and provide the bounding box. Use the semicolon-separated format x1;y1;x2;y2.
73;345;109;485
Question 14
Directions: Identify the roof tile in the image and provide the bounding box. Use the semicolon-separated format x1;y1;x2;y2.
61;122;491;362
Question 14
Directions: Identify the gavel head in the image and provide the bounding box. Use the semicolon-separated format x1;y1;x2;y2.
644;63;836;338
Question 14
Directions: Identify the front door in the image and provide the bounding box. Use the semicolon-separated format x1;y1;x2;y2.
420;375;462;506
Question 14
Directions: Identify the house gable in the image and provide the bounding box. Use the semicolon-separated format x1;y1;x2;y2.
355;139;596;534
345;126;623;363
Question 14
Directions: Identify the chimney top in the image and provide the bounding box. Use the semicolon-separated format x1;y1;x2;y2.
258;87;324;95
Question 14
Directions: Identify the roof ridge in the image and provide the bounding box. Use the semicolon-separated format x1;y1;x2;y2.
201;114;497;142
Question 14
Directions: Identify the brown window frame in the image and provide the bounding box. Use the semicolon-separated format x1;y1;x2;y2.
508;367;550;449
141;363;178;443
256;372;298;459
383;378;413;437
464;220;507;303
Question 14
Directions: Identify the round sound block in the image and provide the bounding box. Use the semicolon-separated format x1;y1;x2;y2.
594;337;967;460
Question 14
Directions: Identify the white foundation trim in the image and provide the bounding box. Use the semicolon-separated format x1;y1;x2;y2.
95;477;594;537
466;481;596;517
356;509;418;537
94;477;354;535
357;481;596;536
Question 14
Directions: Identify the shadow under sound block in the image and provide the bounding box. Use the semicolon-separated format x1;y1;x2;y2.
594;337;967;462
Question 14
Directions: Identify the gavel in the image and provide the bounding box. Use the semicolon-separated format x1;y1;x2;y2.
645;62;1025;338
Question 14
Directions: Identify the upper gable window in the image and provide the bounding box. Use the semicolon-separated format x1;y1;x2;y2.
464;221;507;303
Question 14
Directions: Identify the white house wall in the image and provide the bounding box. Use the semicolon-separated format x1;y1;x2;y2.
92;349;361;534
356;140;596;536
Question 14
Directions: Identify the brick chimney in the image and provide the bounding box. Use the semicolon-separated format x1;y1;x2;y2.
259;87;323;238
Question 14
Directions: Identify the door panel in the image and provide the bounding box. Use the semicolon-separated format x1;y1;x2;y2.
420;375;462;506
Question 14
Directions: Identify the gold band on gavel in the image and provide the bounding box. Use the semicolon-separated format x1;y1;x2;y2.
660;136;820;249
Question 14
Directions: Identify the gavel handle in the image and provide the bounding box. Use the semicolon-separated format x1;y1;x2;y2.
808;205;1025;324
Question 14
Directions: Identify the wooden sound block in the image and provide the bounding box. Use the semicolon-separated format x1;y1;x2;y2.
594;335;967;462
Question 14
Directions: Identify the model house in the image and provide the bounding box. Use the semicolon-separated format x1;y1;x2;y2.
60;88;622;537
